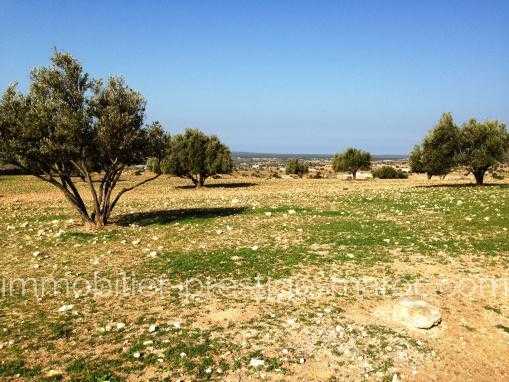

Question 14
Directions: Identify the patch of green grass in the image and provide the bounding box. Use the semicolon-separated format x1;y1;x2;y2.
50;318;74;339
472;236;509;255
58;229;120;243
0;359;41;378
66;358;122;382
148;246;308;280
126;326;236;379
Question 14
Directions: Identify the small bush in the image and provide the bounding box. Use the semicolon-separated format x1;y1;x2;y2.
146;157;161;174
286;159;309;177
372;166;408;179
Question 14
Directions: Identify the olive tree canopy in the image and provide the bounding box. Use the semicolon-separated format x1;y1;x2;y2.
457;119;508;184
161;128;232;187
409;113;459;179
0;51;168;226
332;148;371;179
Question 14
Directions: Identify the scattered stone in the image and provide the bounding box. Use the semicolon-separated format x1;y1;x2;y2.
249;357;265;368
116;322;126;330
148;323;158;333
58;304;74;313
45;369;63;378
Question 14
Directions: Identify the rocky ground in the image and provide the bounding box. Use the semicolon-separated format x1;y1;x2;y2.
0;173;507;381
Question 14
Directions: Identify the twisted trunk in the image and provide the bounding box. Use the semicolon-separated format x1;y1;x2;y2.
473;168;486;185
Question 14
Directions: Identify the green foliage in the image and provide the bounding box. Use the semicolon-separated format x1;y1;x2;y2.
456;119;509;184
412;113;460;178
372;166;408;179
146;157;161;174
161;128;232;187
408;144;425;173
332;147;371;178
285;159;309;177
0;51;169;226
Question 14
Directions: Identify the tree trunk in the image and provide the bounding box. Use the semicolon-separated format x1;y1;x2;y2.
198;173;206;187
352;170;357;179
427;173;432;180
473;169;485;185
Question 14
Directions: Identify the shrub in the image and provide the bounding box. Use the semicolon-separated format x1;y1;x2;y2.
332;148;371;179
146;157;161;174
372;166;408;179
0;51;168;227
161;128;232;187
285;159;309;177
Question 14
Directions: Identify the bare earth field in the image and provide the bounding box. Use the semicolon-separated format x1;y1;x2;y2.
0;174;508;381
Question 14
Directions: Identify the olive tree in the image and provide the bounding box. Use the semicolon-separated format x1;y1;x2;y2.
457;119;508;184
0;51;168;227
161;128;232;187
410;113;459;179
286;159;309;177
332;148;371;179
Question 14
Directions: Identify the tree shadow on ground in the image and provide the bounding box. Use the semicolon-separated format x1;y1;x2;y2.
175;182;257;190
115;207;248;226
415;183;508;189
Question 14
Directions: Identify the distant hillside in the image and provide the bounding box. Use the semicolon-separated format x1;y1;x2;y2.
232;152;407;161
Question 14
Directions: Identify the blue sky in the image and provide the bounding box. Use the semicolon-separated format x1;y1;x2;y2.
1;1;508;154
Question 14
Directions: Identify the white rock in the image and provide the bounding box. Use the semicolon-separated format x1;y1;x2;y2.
393;297;441;329
58;304;74;313
45;369;63;378
148;323;158;333
116;322;126;330
249;357;265;368
133;351;141;359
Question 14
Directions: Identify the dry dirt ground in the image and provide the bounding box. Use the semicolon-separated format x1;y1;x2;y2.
0;173;507;381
